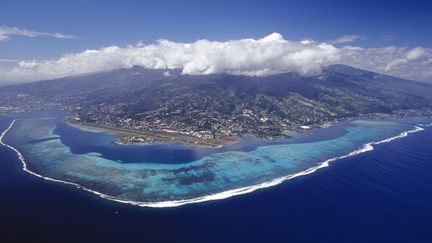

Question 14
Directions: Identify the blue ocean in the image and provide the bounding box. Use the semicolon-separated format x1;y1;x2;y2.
1;113;432;242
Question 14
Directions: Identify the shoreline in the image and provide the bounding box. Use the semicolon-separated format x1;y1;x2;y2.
66;121;227;148
65;109;432;149
1;119;429;208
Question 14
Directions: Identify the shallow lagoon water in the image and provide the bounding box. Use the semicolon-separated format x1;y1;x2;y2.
54;116;349;164
2;111;430;207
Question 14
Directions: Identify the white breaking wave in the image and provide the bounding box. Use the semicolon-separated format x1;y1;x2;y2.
0;119;426;208
418;123;432;127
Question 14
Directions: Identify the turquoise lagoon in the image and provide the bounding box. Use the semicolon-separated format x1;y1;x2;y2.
2;114;430;207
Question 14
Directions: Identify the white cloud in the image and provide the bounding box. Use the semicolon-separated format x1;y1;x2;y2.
0;25;76;42
331;35;363;44
1;33;432;83
384;47;426;72
340;45;431;81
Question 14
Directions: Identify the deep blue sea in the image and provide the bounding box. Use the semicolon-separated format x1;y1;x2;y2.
1;115;432;243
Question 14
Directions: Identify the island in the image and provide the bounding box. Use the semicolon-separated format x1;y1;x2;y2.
1;64;432;207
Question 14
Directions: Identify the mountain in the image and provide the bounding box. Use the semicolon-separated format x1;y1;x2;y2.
1;65;432;140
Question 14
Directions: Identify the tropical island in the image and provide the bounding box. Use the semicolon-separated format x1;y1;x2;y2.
1;64;432;148
0;64;432;206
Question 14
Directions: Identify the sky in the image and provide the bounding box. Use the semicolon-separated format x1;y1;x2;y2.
0;0;431;83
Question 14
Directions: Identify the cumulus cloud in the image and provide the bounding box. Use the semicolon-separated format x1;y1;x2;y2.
1;33;432;83
0;25;76;42
330;35;364;44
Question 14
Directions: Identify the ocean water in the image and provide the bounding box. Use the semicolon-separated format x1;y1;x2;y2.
1;115;432;242
3;113;424;205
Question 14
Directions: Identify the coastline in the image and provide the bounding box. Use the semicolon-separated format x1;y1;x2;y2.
65;108;432;149
66;121;228;148
1;118;429;208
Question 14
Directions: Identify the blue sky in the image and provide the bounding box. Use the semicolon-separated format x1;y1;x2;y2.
0;0;431;83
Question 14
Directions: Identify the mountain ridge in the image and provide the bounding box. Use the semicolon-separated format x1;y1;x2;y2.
1;64;432;142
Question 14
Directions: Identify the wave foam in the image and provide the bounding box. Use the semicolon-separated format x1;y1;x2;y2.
0;119;426;208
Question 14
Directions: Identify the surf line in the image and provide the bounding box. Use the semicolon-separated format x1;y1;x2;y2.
0;119;426;208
